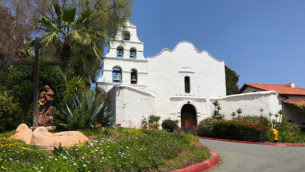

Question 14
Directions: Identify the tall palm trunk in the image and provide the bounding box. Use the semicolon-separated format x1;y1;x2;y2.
62;41;71;78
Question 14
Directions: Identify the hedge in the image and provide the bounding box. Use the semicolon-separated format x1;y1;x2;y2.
213;120;270;142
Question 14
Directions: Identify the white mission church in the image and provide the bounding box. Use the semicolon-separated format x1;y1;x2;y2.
97;21;305;129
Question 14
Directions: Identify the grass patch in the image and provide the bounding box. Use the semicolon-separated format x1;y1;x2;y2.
0;128;210;171
0;130;15;138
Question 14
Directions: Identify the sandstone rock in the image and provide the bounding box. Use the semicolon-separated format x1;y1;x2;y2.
10;124;33;144
10;124;89;150
30;126;56;132
31;128;88;150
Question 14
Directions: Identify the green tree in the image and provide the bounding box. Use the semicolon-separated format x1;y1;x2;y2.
2;57;66;123
29;0;133;82
0;5;32;71
30;3;104;78
225;67;239;95
0;92;21;132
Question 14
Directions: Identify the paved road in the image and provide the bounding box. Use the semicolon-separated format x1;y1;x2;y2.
200;139;305;172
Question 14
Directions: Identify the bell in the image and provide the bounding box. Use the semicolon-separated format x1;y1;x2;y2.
118;50;123;56
130;52;135;57
114;73;120;82
131;75;137;82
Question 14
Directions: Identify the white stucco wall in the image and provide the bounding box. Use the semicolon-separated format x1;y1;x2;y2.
211;91;283;120
111;85;156;128
97;22;226;128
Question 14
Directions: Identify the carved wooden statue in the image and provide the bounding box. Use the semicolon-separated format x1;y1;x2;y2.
33;85;54;127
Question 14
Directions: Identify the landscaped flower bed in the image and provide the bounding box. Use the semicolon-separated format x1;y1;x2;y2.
197;117;305;143
0;128;210;171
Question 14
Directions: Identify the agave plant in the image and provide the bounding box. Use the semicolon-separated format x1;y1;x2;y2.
61;92;113;130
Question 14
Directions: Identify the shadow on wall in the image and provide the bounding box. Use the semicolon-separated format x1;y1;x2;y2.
107;87;117;125
283;103;305;129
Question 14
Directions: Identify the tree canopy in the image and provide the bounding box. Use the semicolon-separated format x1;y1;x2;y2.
225;67;240;95
1;0;134;82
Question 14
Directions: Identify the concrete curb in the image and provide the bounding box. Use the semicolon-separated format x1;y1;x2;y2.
200;137;304;147
172;149;219;172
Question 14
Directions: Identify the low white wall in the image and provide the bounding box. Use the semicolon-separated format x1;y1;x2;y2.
211;91;282;120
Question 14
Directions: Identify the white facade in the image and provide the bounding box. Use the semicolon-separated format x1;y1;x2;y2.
97;21;305;128
97;21;226;128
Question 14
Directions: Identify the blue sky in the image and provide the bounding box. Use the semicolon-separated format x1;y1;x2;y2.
128;0;305;88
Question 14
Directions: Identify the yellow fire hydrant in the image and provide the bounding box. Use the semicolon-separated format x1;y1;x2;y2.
272;128;278;143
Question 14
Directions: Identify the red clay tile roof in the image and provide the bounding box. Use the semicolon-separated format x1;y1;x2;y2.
283;100;305;106
239;83;305;96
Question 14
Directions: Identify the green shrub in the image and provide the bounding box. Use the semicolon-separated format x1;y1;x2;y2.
196;118;217;137
162;119;178;132
235;115;269;125
274;116;305;143
0;92;21;132
65;76;90;99
213;120;270;142
148;115;161;129
59;92;113;130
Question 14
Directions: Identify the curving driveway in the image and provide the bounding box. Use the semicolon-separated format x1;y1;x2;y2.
200;139;305;172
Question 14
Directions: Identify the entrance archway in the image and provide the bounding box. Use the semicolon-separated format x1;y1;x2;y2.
181;104;197;128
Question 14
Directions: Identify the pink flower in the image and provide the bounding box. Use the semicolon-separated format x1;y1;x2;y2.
24;162;30;165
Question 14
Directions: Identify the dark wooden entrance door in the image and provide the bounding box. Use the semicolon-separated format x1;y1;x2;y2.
181;104;197;128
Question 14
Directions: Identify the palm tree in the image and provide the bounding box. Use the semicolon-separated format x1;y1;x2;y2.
31;3;104;78
278;110;283;123
268;112;273;122
260;108;264;124
231;112;236;119
236;108;242;117
275;113;279;123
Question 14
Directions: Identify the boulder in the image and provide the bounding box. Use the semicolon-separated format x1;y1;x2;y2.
10;124;88;150
10;124;33;144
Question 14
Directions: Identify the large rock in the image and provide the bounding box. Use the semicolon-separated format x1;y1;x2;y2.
10;124;88;150
10;124;33;144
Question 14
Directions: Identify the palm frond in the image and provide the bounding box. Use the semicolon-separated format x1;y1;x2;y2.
62;5;76;23
76;9;96;25
41;31;60;47
30;17;59;32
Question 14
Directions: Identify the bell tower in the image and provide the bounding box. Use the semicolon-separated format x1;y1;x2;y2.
97;21;148;92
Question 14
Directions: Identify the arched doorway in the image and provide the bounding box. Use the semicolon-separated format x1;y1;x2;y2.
181;104;197;128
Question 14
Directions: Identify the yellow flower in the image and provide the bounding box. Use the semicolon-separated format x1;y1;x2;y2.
1;166;7;170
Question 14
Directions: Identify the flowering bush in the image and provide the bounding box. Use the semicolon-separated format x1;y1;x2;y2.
0;137;47;170
213;120;270;142
180;126;196;135
196;118;217;137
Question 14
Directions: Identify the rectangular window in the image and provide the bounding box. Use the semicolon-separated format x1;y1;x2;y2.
185;76;190;93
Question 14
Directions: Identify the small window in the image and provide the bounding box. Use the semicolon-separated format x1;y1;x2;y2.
130;48;137;59
131;69;137;84
117;46;124;57
123;31;130;40
185;76;190;93
112;67;122;83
